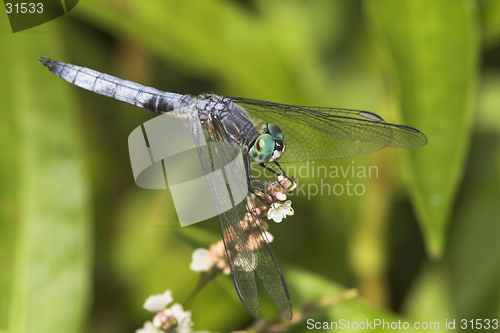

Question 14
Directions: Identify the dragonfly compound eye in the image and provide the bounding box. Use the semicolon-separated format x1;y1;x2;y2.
249;134;275;163
266;123;284;141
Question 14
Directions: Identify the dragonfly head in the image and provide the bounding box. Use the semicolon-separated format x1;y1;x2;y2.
249;123;286;163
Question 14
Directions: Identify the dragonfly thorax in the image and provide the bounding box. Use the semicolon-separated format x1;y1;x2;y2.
196;94;233;122
196;94;261;147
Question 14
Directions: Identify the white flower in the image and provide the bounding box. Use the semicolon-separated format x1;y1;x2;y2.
189;248;214;272
143;290;174;313
264;231;274;243
275;191;287;201
136;321;162;333
267;200;294;223
170;304;193;333
153;303;193;333
209;241;231;275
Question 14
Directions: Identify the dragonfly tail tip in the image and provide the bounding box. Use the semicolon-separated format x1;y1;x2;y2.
39;57;53;67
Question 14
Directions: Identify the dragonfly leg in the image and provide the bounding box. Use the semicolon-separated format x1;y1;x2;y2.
259;162;294;190
249;188;271;206
248;161;286;203
273;162;295;192
259;163;281;177
248;179;286;204
251;179;278;185
274;162;287;177
248;179;264;192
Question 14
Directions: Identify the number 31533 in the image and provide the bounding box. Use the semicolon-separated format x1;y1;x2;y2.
5;3;43;14
461;319;499;330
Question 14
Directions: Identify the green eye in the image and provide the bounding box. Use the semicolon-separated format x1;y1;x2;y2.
267;123;284;141
249;134;275;163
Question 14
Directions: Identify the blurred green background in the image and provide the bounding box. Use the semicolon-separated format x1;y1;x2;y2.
1;0;500;332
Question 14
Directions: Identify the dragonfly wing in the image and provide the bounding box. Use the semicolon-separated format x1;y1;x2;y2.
189;108;291;319
217;196;292;320
233;98;427;163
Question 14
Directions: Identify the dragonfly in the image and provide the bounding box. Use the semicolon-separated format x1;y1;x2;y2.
39;57;427;320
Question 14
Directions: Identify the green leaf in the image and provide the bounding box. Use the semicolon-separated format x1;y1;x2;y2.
0;16;19;332
402;264;453;331
0;24;92;333
477;71;500;133
481;0;500;49
445;75;500;318
366;0;479;259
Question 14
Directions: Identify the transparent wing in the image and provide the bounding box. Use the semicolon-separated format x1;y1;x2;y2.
192;113;292;320
218;196;292;320
232;98;428;163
